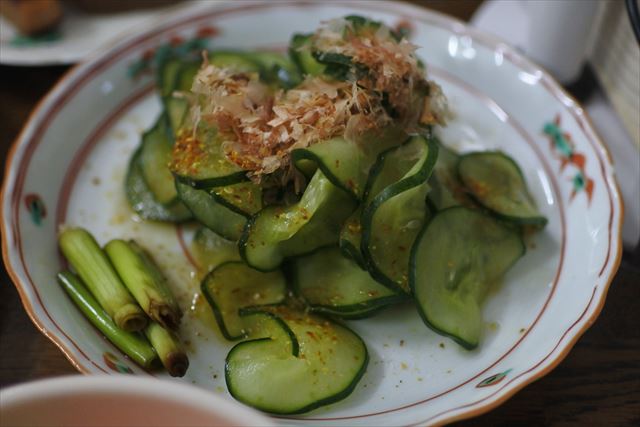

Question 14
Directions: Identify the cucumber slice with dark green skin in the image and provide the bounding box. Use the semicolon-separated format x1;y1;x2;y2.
175;180;247;241
170;123;248;189
126;144;192;222
410;206;526;349
168;50;299;189
164;95;189;136
192;227;240;273
138;115;178;205
288;33;325;77
291;247;404;319
212;50;298;88
157;59;183;97
240;169;356;271
249;51;301;88
212;181;262;216
226;306;368;414
159;62;198;134
237;309;299;355
209;50;262;72
200;262;286;340
139;64;197;207
343;15;388;37
428;140;473;210
308;16;404;82
292;127;406;200
163;62;198;132
127;61;203;217
339;208;365;268
178;181;261;238
141;62;205;207
360;135;438;293
173;62;200;91
457;152;547;226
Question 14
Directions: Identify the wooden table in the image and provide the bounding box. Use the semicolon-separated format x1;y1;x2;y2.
1;1;638;425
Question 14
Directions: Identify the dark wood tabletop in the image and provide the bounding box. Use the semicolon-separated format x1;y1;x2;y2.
1;1;639;425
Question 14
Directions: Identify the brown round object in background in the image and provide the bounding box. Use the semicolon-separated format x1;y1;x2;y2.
0;0;63;35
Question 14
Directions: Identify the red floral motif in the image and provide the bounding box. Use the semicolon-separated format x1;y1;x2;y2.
395;18;415;39
103;351;133;374
543;114;594;204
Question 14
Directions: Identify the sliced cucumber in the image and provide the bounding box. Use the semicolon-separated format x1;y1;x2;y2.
137;62;199;208
457;152;547;226
157;58;183;97
175;180;247;241
209;50;262;73
410;207;525;349
164;95;189;136
249;51;301;88
201;262;286;340
288;33;325;77
361;135;438;292
126;145;191;222
168;51;290;189
291;247;403;319
192;227;241;274
170;121;248;189
428;140;472;210
212;181;262;216
240;169;356;271
211;50;298;87
226;306;368;414
173;62;200;92
238;309;299;355
338;208;365;268
175;181;261;240
138;115;177;205
162;62;199;134
343;15;386;36
292;127;406;200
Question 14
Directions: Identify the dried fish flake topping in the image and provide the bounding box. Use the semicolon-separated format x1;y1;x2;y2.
179;17;448;180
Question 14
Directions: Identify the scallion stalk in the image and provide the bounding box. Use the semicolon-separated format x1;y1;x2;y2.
58;228;147;332
104;239;182;330
144;322;189;377
57;271;157;369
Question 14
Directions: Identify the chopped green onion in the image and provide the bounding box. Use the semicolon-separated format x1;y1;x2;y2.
57;271;157;369
144;322;189;377
105;239;182;330
58;228;147;332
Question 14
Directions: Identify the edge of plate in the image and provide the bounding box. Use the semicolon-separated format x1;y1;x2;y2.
1;58;92;374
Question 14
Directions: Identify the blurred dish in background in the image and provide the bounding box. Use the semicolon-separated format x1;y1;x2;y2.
0;0;200;66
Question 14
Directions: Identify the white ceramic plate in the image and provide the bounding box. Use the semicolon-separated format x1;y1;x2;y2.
0;1;203;66
1;1;623;426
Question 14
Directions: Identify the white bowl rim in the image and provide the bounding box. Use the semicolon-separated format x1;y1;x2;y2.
0;375;275;427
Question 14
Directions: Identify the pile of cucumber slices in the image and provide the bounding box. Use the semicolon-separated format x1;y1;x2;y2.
125;16;546;414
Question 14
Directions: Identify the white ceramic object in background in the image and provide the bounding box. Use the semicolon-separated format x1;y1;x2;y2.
1;1;623;426
472;0;601;84
0;376;274;427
